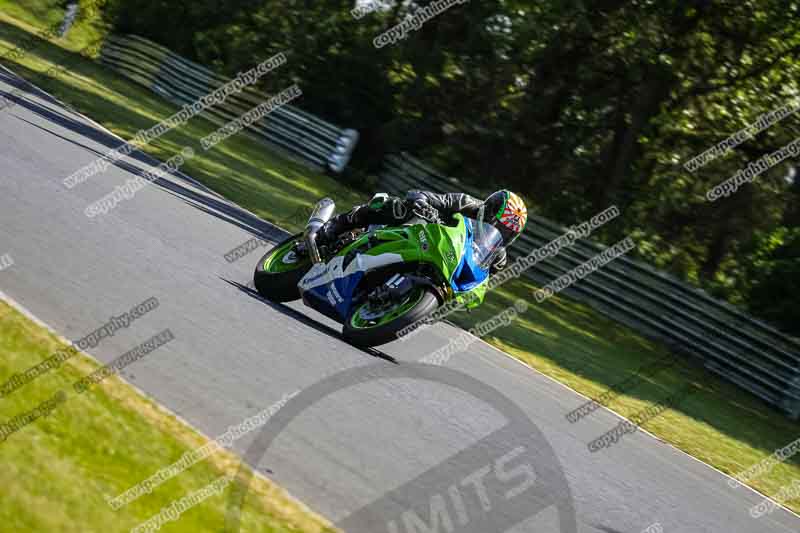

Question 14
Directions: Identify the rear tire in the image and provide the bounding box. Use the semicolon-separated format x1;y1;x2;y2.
254;233;311;302
342;288;439;347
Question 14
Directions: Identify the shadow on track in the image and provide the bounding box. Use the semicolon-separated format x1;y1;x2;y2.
593;526;628;533
220;277;399;364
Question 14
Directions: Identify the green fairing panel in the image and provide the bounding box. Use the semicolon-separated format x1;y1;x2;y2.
457;283;488;308
335;214;489;306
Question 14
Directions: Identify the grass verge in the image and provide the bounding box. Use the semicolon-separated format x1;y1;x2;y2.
0;300;336;533
1;3;798;517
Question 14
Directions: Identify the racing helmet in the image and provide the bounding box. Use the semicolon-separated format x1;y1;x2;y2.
478;190;528;248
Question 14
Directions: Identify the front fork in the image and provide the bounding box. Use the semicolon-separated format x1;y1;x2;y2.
367;273;447;309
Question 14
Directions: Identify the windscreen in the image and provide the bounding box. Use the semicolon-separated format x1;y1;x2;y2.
470;206;505;271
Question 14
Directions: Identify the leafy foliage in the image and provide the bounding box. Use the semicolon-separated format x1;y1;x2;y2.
101;0;800;335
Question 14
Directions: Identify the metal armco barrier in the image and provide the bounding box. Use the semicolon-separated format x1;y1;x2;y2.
97;34;358;173
380;152;800;419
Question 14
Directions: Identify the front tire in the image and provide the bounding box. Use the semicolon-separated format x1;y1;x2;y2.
342;288;439;347
254;233;311;302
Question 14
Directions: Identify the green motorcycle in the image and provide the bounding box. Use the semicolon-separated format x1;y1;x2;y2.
254;198;503;347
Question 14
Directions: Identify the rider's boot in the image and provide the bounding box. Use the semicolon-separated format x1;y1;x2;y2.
317;194;408;247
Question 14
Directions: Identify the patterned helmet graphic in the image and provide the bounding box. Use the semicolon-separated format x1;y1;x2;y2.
482;190;527;248
497;191;527;234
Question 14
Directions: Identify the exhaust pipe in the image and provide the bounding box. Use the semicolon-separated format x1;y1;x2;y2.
304;197;336;264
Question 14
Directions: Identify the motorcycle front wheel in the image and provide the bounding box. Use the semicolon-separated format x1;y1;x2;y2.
342;287;439;347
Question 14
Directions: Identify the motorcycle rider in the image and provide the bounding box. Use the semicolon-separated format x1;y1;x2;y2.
317;190;528;274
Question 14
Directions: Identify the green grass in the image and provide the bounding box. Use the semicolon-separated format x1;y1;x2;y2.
0;301;336;533
1;2;800;519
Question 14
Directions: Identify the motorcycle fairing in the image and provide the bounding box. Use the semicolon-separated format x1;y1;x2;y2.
298;252;405;320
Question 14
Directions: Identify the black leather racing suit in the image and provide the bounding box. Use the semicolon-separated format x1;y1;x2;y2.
320;190;508;273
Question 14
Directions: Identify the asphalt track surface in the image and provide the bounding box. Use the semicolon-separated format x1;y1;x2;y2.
0;66;798;533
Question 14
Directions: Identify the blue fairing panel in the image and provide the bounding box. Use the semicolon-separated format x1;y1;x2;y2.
298;250;407;323
450;218;490;292
303;271;364;321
